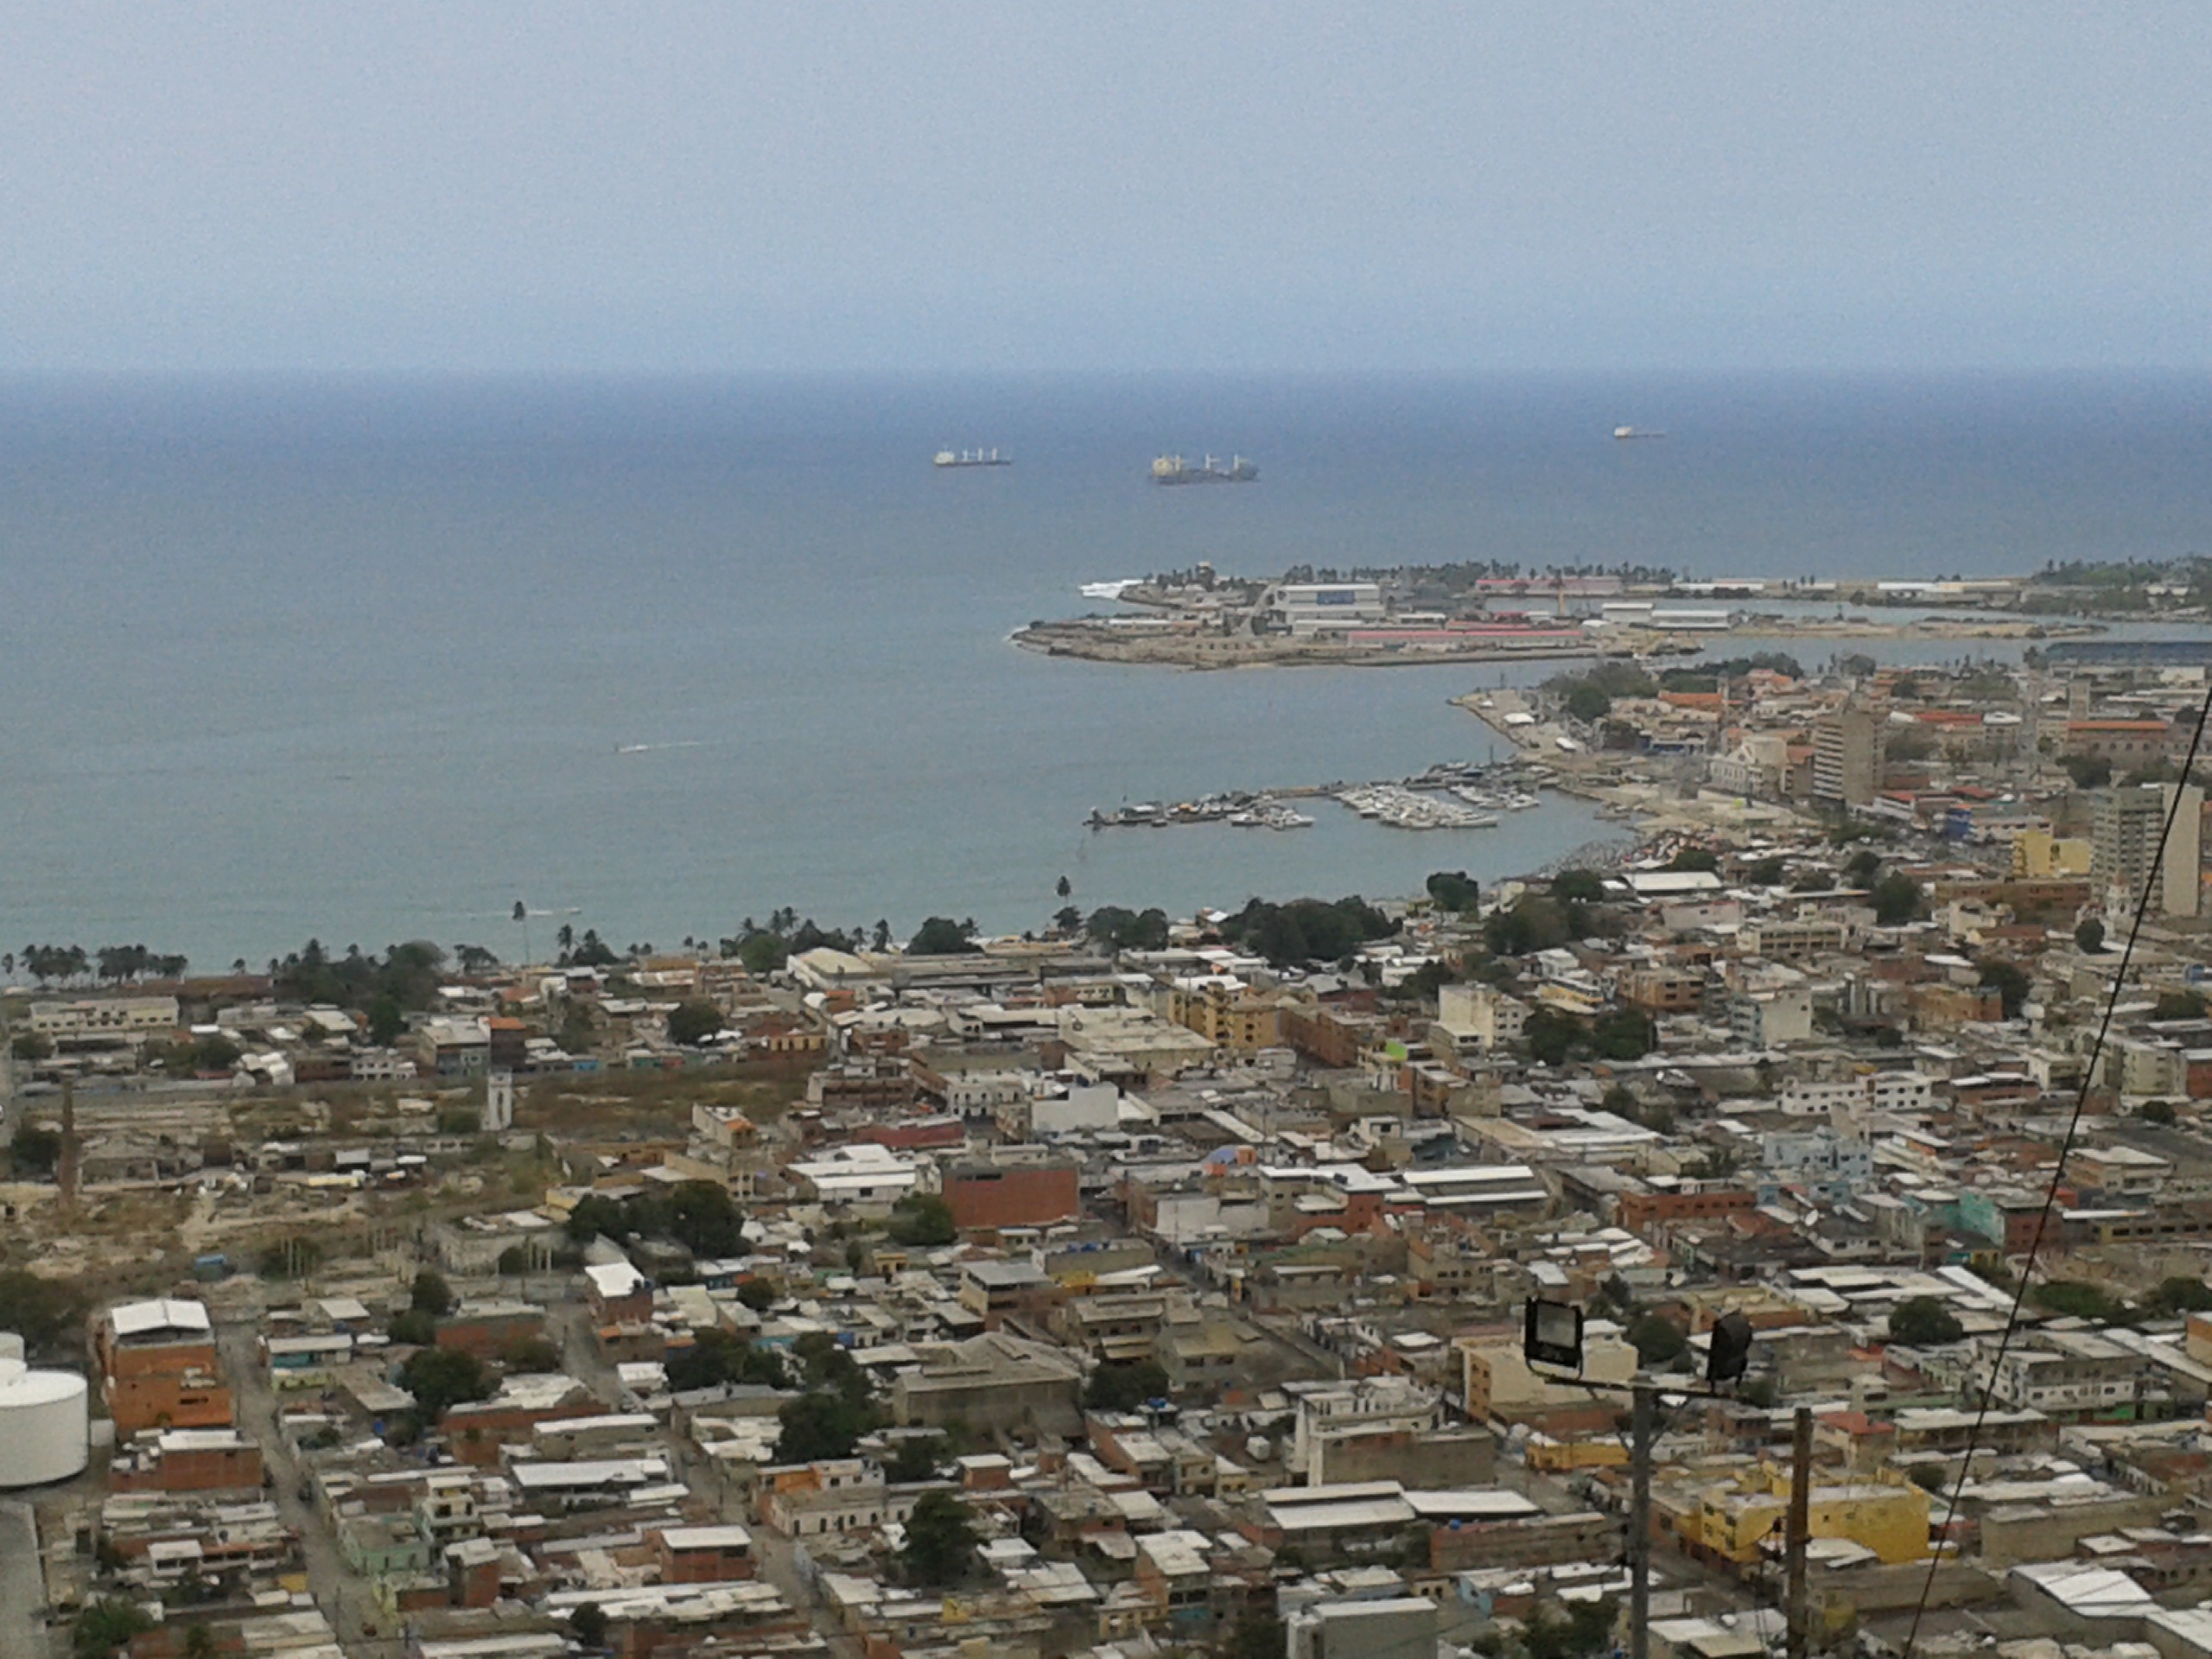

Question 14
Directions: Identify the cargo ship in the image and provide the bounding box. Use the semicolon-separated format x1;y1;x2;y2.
1151;454;1257;485
1611;427;1667;441
934;448;1011;467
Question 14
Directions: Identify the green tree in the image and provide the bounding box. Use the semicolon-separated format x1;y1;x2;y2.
0;1269;82;1355
386;1309;436;1346
1591;1007;1655;1061
9;1031;52;1063
734;931;789;976
1523;1006;1580;1066
366;994;405;1046
2152;990;2209;1021
887;1193;957;1247
1217;895;1397;968
775;1389;877;1462
665;1000;725;1046
10;1125;60;1177
1628;1313;1688;1366
496;1245;531;1275
2151;1276;2212;1314
663;1181;747;1256
908;917;982;956
1872;874;1924;925
2075;918;2106;954
1426;871;1481;912
1745;857;1787;887
1564;683;1611;723
900;1490;977;1586
1486;895;1571;957
73;1599;154;1659
568;1604;608;1651
183;1624;218;1659
1085;906;1172;952
885;1433;949;1483
737;1278;776;1313
2139;1099;2179;1126
1886;1297;1964;1345
410;1269;456;1317
1977;957;2032;1019
2030;1280;2128;1323
1551;869;1606;903
1084;1358;1171;1412
398;1345;490;1419
1223;1610;1287;1659
1666;847;1719;874
1052;905;1084;933
502;1338;564;1373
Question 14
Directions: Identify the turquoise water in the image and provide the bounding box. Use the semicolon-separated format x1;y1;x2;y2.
5;372;2212;967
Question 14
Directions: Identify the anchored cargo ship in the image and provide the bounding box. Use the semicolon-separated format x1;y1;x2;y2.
1151;453;1257;485
934;448;1011;467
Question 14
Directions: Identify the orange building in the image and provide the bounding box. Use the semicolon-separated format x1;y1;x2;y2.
941;1162;1081;1233
96;1300;233;1435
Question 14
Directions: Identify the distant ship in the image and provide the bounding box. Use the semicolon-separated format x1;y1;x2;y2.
1152;454;1257;485
934;448;1011;467
1612;426;1668;441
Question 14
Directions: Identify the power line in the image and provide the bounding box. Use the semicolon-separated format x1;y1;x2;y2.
1898;680;2212;1659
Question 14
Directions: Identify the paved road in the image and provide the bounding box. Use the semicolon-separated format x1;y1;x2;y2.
0;1499;53;1659
215;1322;372;1655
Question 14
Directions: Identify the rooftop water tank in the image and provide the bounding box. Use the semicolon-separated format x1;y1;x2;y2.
0;1356;91;1487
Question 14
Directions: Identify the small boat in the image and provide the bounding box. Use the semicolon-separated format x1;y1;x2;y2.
1612;427;1668;441
935;448;1011;467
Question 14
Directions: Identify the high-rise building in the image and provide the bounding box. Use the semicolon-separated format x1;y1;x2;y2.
1812;702;1885;808
2091;783;2202;918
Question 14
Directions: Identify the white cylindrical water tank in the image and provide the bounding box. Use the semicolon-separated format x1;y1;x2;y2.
0;1358;91;1487
0;1334;24;1363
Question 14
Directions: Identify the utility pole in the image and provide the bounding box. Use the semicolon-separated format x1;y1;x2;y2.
1630;1380;1656;1659
1785;1406;1814;1659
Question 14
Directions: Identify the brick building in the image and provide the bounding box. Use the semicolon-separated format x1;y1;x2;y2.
96;1299;233;1436
941;1161;1080;1233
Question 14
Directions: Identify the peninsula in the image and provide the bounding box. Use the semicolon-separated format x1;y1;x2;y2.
1013;563;2104;669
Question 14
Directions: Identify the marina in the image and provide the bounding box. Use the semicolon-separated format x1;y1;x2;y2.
1088;760;1554;835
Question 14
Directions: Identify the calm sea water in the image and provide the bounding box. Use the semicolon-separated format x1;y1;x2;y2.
4;372;2212;969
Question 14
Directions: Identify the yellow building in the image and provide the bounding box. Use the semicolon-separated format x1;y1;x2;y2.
2012;829;2093;880
1692;1462;1927;1567
1457;1323;1638;1421
1527;1433;1630;1472
1159;981;1286;1053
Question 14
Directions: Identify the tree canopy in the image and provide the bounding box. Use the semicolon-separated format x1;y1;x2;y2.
1217;895;1396;968
1886;1297;1964;1346
887;1193;957;1248
1085;906;1171;952
1425;871;1481;912
908;917;982;956
665;999;726;1046
1084;1358;1171;1412
0;1269;82;1356
1872;874;1924;926
398;1345;490;1419
899;1490;977;1586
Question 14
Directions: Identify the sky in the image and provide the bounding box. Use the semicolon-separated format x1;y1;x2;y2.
4;3;2211;373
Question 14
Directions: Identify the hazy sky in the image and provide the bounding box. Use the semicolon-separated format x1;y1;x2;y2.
6;3;2210;372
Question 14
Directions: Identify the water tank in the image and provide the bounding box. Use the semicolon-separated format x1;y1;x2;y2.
0;1357;90;1487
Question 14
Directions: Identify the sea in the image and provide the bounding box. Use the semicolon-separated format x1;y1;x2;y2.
5;370;2212;971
